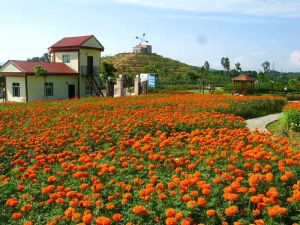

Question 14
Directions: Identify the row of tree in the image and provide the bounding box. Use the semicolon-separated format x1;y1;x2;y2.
200;58;271;76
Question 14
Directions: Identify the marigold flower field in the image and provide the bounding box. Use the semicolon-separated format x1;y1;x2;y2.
0;94;299;225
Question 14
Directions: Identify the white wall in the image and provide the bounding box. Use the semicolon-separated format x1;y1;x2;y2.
55;52;79;72
79;49;101;67
6;77;26;102
27;76;78;101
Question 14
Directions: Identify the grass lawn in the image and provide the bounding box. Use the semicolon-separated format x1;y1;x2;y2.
266;119;300;142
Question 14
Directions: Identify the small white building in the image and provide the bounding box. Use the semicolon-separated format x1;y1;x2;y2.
133;44;152;54
0;35;104;102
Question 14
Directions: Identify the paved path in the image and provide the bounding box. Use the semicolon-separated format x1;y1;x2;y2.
246;113;283;132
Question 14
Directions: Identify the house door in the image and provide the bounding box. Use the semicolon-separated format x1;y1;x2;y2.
68;84;75;98
87;56;93;75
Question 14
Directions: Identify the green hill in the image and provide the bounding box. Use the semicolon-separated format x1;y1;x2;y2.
102;53;200;81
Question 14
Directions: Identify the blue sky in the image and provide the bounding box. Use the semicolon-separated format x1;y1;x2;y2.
1;0;300;72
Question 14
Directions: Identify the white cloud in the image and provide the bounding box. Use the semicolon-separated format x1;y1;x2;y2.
288;50;300;67
68;0;300;18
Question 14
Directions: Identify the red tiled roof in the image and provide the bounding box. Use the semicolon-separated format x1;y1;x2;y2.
10;60;78;75
233;74;257;82
49;35;93;48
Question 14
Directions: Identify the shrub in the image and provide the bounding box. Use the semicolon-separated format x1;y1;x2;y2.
282;102;300;132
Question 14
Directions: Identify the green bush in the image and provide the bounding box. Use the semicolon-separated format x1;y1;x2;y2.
219;98;287;119
281;109;300;132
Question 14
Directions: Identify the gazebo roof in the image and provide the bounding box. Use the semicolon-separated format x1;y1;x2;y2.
233;74;257;82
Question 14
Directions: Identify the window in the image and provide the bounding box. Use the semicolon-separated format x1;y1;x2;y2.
62;55;70;63
85;84;93;96
44;83;53;97
12;83;20;97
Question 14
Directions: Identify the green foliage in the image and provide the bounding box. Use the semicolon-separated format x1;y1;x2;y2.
101;62;117;81
282;109;300;132
27;53;50;62
221;57;230;72
219;98;287;119
123;73;134;88
261;61;271;73
235;62;242;72
34;65;48;79
204;61;210;70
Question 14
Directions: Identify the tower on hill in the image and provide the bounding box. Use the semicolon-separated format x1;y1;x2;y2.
133;33;152;54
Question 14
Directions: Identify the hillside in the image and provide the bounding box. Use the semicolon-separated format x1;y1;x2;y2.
102;53;200;80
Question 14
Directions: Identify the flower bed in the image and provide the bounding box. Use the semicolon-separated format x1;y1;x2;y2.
1;94;298;225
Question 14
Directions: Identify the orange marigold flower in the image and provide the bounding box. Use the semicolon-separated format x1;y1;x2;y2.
175;212;184;220
254;219;265;225
71;213;82;222
55;198;64;205
24;221;33;225
112;213;122;221
257;203;266;210
47;176;58;183
80;183;89;190
165;208;176;217
197;197;206;207
165;217;177;225
12;212;22;220
6;197;18;207
206;209;216;217
106;203;115;210
132;205;147;215
64;207;76;217
82;213;93;224
187;200;198;208
202;188;211;195
225;205;238;216
181;194;190;202
96;217;112;225
233;222;243;225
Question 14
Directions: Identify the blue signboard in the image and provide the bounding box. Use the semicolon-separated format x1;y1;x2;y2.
148;75;156;87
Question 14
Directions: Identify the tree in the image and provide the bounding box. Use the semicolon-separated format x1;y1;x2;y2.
101;62;117;81
187;72;199;83
261;61;270;74
28;53;50;62
34;65;48;97
258;71;266;82
34;65;48;81
204;61;210;70
235;62;242;72
221;57;230;77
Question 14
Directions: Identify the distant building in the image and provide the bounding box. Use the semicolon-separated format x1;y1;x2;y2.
133;44;152;54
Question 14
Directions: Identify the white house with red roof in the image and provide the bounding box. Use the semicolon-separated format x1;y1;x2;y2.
0;35;104;102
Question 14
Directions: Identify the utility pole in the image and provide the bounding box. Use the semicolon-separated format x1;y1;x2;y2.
272;62;275;81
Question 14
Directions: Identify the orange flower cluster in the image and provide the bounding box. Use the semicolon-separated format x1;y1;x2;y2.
284;102;300;112
0;94;297;225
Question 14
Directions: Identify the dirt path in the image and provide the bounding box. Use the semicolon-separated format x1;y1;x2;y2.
246;113;283;132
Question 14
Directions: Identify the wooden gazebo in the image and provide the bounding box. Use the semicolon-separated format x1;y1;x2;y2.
233;74;257;95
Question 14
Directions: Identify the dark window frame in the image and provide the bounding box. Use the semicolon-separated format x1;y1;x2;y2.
44;82;53;97
12;83;20;97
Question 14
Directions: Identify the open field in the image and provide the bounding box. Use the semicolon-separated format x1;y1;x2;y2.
0;94;299;225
